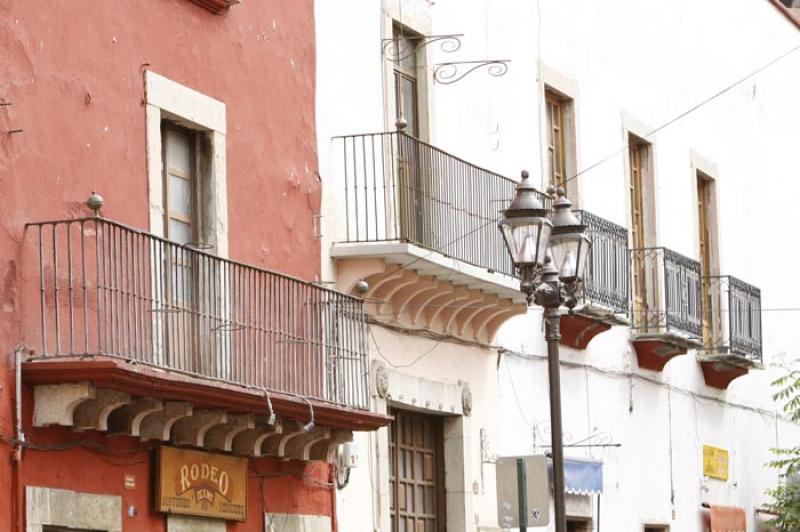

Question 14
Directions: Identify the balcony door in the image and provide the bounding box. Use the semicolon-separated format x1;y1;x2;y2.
160;123;230;379
697;172;720;347
393;23;433;250
629;137;652;329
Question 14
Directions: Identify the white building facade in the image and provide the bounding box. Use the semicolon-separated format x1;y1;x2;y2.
314;0;800;530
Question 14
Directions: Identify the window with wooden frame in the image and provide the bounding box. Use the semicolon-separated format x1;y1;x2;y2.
545;90;570;192
629;135;653;328
697;172;720;346
389;408;446;532
393;23;421;138
43;527;104;532
567;517;593;532
161;122;204;369
162;123;199;306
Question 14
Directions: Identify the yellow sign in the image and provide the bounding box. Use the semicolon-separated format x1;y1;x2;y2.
703;445;729;481
157;446;248;521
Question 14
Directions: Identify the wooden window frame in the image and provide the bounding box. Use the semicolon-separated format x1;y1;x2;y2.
162;122;198;245
566;517;593;532
389;408;447;532
696;171;721;347
629;136;651;328
392;22;422;139
545;90;568;191
161;121;201;370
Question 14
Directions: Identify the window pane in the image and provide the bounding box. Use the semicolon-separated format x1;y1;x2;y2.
399;77;418;137
165;127;192;175
169;218;192;245
169;175;192;218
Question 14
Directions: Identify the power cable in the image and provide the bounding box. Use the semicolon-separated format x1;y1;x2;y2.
564;40;800;184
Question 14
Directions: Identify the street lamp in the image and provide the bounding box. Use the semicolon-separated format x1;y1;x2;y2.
499;170;589;532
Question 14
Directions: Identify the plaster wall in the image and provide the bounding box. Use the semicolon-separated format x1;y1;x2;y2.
316;0;800;530
336;325;502;532
1;0;326;529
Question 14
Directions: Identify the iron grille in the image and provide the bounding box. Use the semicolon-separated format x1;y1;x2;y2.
630;247;703;338
705;275;762;362
27;217;370;410
336;131;551;277
575;210;629;314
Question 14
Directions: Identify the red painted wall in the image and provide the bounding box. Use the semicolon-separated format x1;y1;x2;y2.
0;0;326;529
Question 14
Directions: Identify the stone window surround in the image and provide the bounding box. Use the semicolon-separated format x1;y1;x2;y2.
621;112;660;251
690;149;721;277
144;70;229;258
382;0;434;140
26;486;122;532
372;361;474;531
540;63;582;207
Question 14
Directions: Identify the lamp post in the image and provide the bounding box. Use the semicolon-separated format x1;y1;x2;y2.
499;171;589;532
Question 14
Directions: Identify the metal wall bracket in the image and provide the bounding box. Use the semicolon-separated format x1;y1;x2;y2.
382;34;463;62
433;60;511;85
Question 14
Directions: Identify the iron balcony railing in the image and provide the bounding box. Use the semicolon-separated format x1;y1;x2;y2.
27;217;370;410
575;210;629;315
705;275;762;362
336;131;551;276
630;247;702;338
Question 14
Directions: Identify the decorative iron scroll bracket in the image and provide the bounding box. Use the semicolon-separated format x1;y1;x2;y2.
382;34;463;62
433;60;511;85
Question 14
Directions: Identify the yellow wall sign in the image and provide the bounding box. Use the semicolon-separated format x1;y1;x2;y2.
703;445;729;481
157;446;248;521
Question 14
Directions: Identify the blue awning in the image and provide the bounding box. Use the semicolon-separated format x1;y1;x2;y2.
548;458;603;495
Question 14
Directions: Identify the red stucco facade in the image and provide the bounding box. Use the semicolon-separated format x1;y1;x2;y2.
0;0;336;529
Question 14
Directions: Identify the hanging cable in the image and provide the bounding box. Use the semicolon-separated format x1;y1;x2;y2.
564;40;800;185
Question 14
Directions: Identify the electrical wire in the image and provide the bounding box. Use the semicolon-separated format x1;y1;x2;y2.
563;39;800;185
500;347;795;422
368;322;444;369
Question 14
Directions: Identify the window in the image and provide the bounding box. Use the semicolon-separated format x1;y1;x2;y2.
545;90;569;191
162;123;197;248
393;24;421;138
42;525;103;532
161;122;201;367
696;171;720;345
629;135;653;327
389;408;445;532
567;518;592;532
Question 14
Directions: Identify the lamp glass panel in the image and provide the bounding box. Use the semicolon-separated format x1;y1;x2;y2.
549;236;579;279
500;219;551;267
550;232;590;281
575;234;590;280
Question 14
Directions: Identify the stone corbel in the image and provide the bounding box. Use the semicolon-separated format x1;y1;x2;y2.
139;402;193;441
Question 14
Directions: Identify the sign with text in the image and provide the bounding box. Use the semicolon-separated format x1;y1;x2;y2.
157;446;248;521
703;445;729;481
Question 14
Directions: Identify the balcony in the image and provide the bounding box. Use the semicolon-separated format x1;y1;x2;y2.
629;247;704;371
23;217;386;460
559;210;629;349
331;131;551;343
698;276;763;389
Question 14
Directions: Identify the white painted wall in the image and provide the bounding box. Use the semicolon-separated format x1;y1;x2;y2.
315;0;800;530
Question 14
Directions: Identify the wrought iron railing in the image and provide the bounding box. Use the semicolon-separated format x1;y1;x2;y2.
705;275;762;362
629;247;702;338
27;217;370;410
575;210;629;315
335;131;551;276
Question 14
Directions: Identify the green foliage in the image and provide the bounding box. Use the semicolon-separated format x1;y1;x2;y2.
764;364;800;530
